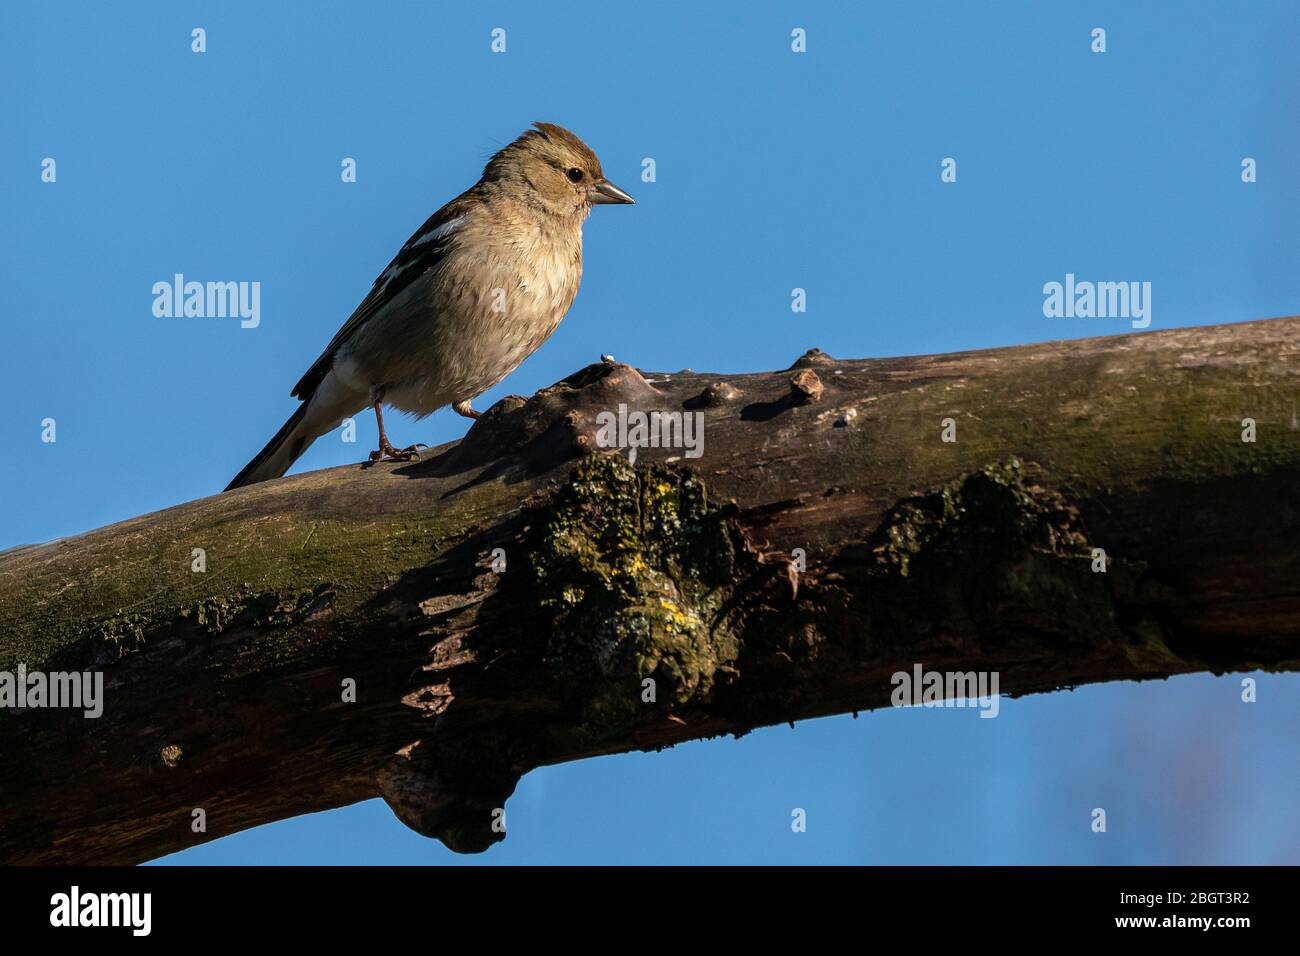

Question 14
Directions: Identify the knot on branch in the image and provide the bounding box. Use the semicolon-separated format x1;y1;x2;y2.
415;360;666;478
377;735;528;854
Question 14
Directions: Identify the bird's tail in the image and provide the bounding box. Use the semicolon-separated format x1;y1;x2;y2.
225;403;317;491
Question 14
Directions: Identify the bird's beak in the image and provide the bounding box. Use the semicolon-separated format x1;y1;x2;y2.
589;179;636;205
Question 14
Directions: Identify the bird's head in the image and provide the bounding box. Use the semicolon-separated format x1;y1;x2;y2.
481;122;635;218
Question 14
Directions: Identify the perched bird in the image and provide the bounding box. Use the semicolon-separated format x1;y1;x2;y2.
225;122;634;490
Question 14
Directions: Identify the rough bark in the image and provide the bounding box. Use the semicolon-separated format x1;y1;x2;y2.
1;317;1297;864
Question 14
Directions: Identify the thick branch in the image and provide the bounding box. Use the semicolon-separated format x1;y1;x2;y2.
2;317;1297;863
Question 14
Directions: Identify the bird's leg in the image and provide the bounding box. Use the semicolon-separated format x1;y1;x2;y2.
452;399;481;420
368;400;422;462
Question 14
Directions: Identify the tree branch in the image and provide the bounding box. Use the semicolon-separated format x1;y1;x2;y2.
2;317;1297;863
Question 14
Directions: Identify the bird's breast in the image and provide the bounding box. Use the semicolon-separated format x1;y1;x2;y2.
387;223;583;411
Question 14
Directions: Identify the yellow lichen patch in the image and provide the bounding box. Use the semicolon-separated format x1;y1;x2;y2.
528;453;741;737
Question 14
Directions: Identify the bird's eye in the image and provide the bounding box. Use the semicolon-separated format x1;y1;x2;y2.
566;167;585;183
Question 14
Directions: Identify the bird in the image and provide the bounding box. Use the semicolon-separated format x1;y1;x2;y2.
225;122;634;491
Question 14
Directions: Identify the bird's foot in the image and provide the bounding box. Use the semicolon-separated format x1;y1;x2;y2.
452;400;481;420
369;440;425;463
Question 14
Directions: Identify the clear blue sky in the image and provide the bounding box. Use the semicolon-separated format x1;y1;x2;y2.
3;1;1297;864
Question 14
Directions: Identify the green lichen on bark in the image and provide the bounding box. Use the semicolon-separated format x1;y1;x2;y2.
873;459;1092;575
0;503;500;674
88;613;150;665
529;453;741;732
867;458;1125;648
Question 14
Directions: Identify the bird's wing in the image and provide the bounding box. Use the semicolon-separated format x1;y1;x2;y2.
290;200;471;400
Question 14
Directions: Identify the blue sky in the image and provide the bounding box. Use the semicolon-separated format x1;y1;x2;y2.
3;1;1297;864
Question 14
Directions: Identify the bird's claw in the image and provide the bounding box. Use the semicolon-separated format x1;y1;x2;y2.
369;442;422;463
